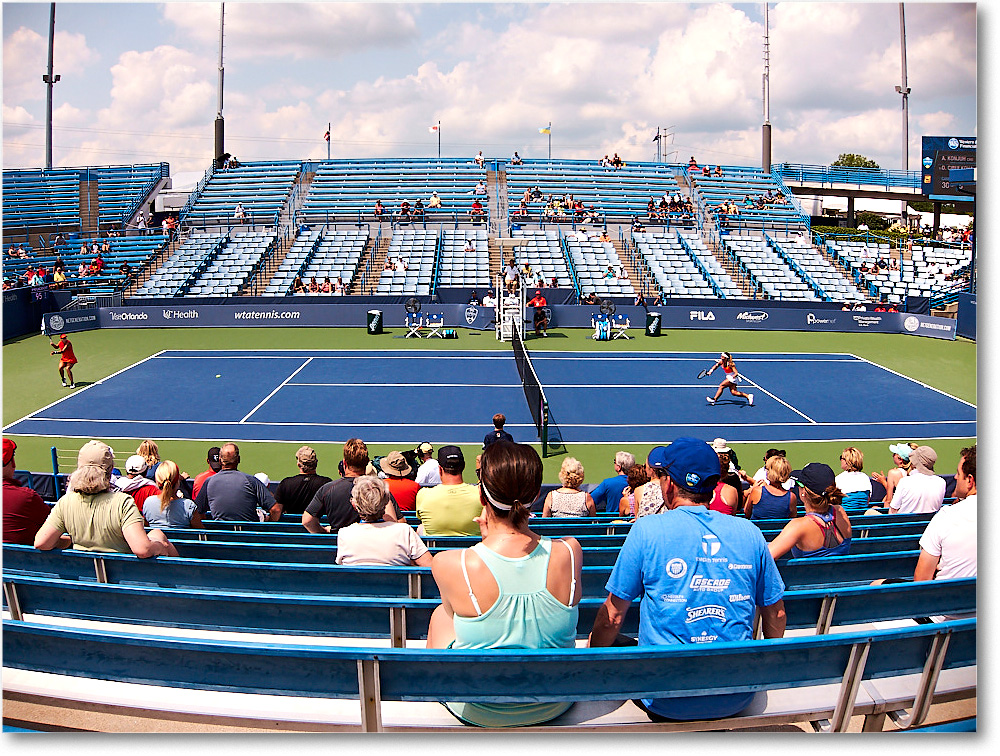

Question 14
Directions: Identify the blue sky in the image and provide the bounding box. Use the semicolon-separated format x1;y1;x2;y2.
2;2;979;174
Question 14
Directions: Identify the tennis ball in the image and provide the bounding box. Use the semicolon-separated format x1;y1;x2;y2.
216;374;221;378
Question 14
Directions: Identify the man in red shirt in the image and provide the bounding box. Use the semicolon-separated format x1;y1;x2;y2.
3;438;50;545
192;446;222;499
379;451;420;512
50;334;78;388
526;289;549;337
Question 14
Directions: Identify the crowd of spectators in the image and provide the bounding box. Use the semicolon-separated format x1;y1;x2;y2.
2;430;976;728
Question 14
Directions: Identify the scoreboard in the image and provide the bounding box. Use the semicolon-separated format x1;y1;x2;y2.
921;136;976;201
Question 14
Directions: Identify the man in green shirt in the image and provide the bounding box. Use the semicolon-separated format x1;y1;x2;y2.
416;446;481;537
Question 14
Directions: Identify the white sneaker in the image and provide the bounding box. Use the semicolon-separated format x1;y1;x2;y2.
69;383;76;388
62;381;68;387
706;397;715;404
747;393;754;406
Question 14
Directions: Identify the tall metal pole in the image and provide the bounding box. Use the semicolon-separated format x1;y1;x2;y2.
437;120;441;159
895;3;911;223
43;3;60;169
761;2;772;173
654;127;661;163
327;121;331;160
547;121;552;160
214;3;225;168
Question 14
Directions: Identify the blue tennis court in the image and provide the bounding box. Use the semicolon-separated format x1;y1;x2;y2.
3;349;976;445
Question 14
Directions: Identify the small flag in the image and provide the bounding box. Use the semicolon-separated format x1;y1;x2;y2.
538;126;551;134
323;130;330;142
428;125;439;133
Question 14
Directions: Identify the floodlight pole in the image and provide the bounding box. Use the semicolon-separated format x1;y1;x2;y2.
42;3;60;170
214;3;226;169
761;2;772;174
895;3;911;224
547;122;552;160
437;120;441;159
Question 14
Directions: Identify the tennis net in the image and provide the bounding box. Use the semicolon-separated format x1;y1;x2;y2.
510;320;550;455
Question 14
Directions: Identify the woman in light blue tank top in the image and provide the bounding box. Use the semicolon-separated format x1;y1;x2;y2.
427;442;583;728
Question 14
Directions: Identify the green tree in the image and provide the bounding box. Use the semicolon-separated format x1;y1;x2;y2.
832;153;881;170
856;210;888;231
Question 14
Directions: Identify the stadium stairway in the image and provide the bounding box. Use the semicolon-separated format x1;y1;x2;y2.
79;179;100;235
355;236;390;295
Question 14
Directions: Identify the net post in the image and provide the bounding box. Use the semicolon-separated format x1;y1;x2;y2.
50;446;61;497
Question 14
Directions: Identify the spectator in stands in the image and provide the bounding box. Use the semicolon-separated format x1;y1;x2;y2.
714;165;723;177
427;191;442;209
625;448;665;519
503;257;519;294
474;150;486;168
631;216;645;233
416;446;480;536
590;437;786;721
320;277;332;294
308;277;320;293
482;290;496;307
166;215;177;240
914;444;976;585
618;462;649;520
393;257;408;272
233;202;246;222
291;276;306;294
708;439;740;515
143;460;201;529
304;438;385;533
34;440;179;557
611;153;624;169
513;200;530;219
587;452;634;514
542;457;596;517
470;199;485;224
273;446;331;519
194;442;278;522
510;151;523;165
483;413;514;448
3;438;50;545
468;290;480;306
473;180;487;196
526;289;548;336
191;446;222;499
701;164;711;178
835;447;872;508
427;441;582;727
464;238;476;255
414;442;442;487
750;448;788;486
378;451;420;512
110;454;159;511
374;199;385;217
871;442;916;507
885;445;945;515
333;277;346;295
581;291;600;305
399;200;412;221
768;463;851;559
336;476;430;566
687;156;699;170
530;186;543;201
135;440;162;481
744;455;798;522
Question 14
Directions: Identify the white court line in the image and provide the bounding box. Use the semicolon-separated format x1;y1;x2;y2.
14;417;972;429
239;358;314;424
849;353;978;409
736;376;816;423
155;353;513;360
2;350;167;432
289;382;522;388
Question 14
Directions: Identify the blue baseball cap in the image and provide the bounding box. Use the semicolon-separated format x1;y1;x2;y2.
648;438;721;493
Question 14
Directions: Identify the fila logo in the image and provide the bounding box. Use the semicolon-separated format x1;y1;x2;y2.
689;310;715;321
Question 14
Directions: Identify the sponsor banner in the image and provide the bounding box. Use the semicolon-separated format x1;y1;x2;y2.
42;309;100;336
99;303;496;330
93;302;956;339
957;292;976;341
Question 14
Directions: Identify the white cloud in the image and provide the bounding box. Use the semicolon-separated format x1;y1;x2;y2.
162;2;420;60
2;26;98;104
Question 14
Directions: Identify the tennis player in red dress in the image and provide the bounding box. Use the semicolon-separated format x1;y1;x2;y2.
50;334;78;388
706;351;753;406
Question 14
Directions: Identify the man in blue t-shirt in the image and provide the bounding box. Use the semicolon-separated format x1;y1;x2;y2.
590;451;635;514
589;437;786;721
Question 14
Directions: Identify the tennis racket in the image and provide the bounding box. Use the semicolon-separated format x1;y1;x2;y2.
697;368;712;379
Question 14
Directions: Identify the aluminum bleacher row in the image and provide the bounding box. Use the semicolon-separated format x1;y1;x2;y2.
2;528;976;732
181;161;299;227
298;158;488;225
633;230;742;298
268;227;370;296
689;169;809;233
134;230;277;298
3;163;167;233
825;238;972;305
506;159;683;224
